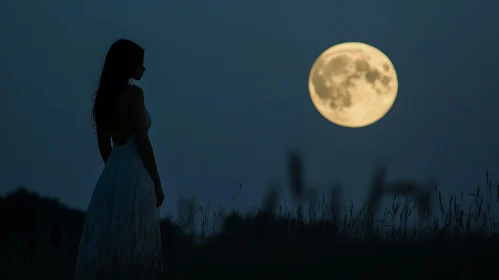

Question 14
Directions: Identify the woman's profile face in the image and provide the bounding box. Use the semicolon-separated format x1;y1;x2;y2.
131;59;146;81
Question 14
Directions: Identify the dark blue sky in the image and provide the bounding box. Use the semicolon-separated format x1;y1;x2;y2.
3;0;499;219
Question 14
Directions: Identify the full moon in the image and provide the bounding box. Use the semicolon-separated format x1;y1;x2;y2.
308;42;398;128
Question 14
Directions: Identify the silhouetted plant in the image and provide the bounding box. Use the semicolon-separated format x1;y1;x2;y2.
262;183;280;216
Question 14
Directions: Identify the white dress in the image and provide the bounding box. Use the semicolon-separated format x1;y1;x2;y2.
74;110;163;279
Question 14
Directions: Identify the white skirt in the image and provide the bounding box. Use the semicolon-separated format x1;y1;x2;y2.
74;137;163;279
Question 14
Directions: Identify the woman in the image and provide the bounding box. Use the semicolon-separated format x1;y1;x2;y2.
74;39;165;279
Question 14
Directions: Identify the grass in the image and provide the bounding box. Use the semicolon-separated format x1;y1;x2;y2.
1;152;498;279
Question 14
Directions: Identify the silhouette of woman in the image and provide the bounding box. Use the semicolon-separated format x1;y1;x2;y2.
74;39;164;279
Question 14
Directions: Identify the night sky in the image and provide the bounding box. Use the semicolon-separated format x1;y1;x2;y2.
3;0;499;219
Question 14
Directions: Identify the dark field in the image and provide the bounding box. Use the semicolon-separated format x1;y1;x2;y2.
2;154;498;279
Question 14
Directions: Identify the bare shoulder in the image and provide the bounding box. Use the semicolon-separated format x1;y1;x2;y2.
127;84;143;94
125;85;144;99
120;85;144;107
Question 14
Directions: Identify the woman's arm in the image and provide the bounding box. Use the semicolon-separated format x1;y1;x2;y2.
129;86;162;188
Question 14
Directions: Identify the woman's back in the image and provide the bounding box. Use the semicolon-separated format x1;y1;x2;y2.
110;85;141;146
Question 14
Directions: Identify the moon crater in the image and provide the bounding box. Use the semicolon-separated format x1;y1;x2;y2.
308;42;398;127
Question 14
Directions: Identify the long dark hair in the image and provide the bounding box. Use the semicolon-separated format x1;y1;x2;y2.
92;39;144;136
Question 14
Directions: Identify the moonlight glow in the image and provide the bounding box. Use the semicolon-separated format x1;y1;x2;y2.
308;42;398;128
